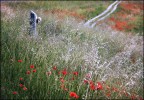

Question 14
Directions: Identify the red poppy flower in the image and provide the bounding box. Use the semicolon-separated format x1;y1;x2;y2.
12;91;18;95
26;71;30;74
73;72;78;76
23;87;27;91
106;92;111;97
33;69;36;73
84;79;89;84
19;77;23;81
95;82;103;90
30;65;34;69
60;78;65;83
69;92;79;99
89;80;94;85
19;84;23;88
18;60;22;62
62;70;67;76
88;80;98;90
46;71;52;76
53;66;57;70
90;84;95;90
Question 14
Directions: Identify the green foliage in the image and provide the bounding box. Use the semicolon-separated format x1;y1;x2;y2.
132;16;144;35
84;5;106;19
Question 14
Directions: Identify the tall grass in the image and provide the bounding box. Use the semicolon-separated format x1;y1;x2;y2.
1;9;143;99
5;1;111;20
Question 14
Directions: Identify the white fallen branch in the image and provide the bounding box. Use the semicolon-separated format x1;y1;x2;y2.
91;1;121;28
84;0;121;28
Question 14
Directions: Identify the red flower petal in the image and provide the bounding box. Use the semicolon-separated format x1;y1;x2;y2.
53;66;57;70
12;91;18;94
26;71;30;74
62;70;67;76
18;60;22;62
30;65;34;69
19;77;23;81
19;84;23;88
46;71;52;76
73;72;78;76
84;79;89;84
33;69;36;73
106;92;111;97
96;82;103;90
60;78;65;83
69;92;79;99
23;87;27;91
90;84;95;90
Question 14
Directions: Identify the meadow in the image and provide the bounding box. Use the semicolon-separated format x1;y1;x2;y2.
1;1;143;99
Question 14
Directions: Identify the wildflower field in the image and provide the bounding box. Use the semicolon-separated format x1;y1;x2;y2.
1;1;143;99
